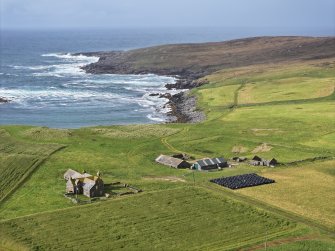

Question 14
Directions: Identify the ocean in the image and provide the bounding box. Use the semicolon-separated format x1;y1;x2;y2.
0;27;333;128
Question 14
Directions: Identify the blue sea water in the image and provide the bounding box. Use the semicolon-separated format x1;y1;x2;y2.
0;27;333;128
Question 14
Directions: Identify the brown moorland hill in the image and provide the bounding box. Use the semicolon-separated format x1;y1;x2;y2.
82;36;335;88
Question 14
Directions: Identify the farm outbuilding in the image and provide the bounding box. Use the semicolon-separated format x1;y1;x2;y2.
64;169;104;198
192;157;228;171
232;156;248;162
250;156;278;167
155;155;191;169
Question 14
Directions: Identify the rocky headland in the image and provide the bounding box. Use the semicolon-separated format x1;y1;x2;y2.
80;36;335;122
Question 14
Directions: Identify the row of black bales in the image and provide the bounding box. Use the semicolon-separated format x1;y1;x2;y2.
210;173;275;190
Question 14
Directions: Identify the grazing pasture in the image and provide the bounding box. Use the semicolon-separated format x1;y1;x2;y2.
237;160;335;231
0;128;64;202
0;188;298;251
0;57;334;250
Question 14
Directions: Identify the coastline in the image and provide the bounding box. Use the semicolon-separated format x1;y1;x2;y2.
79;57;211;123
78;53;208;123
167;91;205;123
79;36;335;124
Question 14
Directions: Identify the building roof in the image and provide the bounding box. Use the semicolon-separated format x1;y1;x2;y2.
155;155;185;168
82;177;101;191
64;169;82;180
252;156;262;161
64;169;93;180
196;157;226;167
83;180;95;191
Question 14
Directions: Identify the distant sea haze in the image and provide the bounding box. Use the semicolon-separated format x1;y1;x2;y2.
1;28;334;128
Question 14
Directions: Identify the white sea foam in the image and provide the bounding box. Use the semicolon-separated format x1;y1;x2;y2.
42;53;99;62
3;51;181;124
0;88;126;107
146;114;166;122
10;53;99;78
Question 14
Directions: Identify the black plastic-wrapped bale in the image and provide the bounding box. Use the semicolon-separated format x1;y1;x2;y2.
210;173;275;189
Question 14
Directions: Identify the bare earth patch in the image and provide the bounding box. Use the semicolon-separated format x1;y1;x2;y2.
238;84;254;103
92;125;179;139
0;129;10;138
252;143;273;153
251;128;284;136
232;145;249;153
316;83;335;98
143;176;186;183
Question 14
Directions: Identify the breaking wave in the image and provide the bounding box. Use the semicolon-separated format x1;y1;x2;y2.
2;52;182;125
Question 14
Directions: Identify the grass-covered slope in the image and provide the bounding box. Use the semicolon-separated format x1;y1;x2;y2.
0;127;65;203
0;53;334;250
238;160;335;231
83;36;335;80
0;187;299;251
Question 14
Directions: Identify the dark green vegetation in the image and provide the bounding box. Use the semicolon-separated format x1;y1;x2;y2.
0;38;334;250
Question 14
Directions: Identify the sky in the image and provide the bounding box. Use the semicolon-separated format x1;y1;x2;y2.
1;0;335;31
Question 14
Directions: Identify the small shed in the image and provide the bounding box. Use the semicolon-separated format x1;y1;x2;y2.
232;157;247;162
266;158;278;167
155;155;191;169
250;156;278;167
252;156;262;162
192;157;228;171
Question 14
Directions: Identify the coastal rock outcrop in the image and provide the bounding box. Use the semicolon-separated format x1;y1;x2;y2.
0;97;10;104
79;36;335;123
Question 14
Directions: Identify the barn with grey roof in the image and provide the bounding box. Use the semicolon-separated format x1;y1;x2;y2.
155;155;191;169
192;157;228;171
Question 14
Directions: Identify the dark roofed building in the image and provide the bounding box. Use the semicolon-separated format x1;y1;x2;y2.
252;156;262;161
268;158;278;166
155;155;191;169
192;157;228;171
250;156;279;167
232;156;247;162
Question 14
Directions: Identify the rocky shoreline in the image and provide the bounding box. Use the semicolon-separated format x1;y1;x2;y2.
80;54;208;123
0;97;10;104
79;36;335;123
166;92;205;123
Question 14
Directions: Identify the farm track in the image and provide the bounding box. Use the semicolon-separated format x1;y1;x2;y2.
125;127;186;166
160;127;190;154
245;234;320;251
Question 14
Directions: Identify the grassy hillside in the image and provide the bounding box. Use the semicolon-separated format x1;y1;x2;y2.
0;187;301;251
238;160;335;231
0;55;334;249
0;127;65;203
83;37;335;80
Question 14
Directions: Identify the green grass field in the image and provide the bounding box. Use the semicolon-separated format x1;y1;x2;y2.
0;58;334;250
0;128;64;203
0;187;301;251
